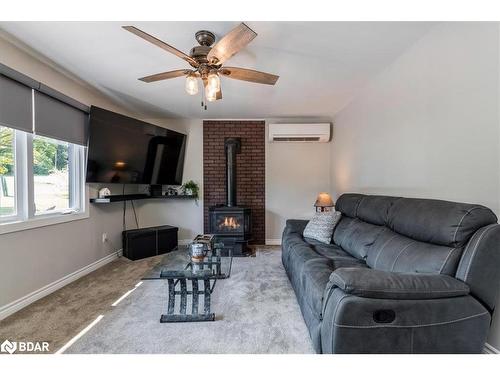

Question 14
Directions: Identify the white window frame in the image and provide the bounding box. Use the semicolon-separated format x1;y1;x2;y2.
0;129;88;235
0;127;22;224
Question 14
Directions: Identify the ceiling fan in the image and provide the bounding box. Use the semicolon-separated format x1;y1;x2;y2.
122;23;279;109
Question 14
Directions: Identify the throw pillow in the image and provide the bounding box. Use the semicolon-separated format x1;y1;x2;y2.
303;210;342;244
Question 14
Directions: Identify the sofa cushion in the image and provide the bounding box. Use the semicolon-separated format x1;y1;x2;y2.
387;197;497;247
282;232;310;259
284;219;309;236
303;210;342;244
299;258;335;316
356;195;400;226
335;193;364;218
304;238;348;257
286;242;324;287
305;238;367;268
333;217;386;260
366;228;462;275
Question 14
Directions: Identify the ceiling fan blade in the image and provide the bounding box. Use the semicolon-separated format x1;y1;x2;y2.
122;26;199;67
207;23;257;65
220;67;279;85
139;69;190;83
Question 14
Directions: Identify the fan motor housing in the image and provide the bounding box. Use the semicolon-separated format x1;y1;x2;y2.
190;45;211;65
195;30;215;46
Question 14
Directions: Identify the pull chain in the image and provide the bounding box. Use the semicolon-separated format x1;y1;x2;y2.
201;84;207;110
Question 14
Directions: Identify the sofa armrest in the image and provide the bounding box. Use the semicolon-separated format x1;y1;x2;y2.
320;287;489;353
330;268;469;300
285;219;309;236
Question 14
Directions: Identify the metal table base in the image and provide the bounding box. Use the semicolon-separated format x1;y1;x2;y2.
158;246;232;323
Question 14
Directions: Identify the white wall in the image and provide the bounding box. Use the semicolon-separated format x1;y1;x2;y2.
330;22;500;351
136;119;204;243
265;119;333;243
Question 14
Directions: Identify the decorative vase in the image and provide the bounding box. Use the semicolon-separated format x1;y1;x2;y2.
189;243;205;274
185;188;193;195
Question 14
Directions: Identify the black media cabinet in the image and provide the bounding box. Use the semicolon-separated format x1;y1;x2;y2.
122;225;178;261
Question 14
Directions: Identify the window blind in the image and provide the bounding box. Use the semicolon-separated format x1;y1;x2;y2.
34;91;89;146
0;74;33;133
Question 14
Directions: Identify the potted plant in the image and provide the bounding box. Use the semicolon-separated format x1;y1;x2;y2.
181;180;199;199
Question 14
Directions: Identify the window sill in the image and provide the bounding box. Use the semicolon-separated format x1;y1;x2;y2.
0;210;89;235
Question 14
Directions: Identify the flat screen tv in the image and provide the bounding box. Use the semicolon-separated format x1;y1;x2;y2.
86;106;186;185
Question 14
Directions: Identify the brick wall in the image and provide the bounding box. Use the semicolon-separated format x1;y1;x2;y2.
203;120;265;244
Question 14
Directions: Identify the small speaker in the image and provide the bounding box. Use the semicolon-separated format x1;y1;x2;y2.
122;225;178;261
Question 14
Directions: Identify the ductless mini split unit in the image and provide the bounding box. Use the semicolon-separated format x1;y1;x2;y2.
268;123;331;143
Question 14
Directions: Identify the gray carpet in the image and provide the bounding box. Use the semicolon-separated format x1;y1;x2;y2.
65;248;315;354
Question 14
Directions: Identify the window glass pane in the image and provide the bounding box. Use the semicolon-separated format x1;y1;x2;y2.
33;135;70;214
0;126;16;217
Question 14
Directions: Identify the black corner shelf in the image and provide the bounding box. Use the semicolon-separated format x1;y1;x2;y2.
90;194;197;204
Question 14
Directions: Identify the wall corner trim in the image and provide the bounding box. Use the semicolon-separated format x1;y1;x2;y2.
0;249;122;321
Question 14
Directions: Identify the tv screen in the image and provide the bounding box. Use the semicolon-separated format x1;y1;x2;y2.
86;106;186;185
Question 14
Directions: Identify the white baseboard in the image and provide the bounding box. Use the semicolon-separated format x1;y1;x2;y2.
266;239;282;246
484;342;500;354
0;249;122;321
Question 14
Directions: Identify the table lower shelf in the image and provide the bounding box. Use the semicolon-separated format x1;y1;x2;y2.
160;313;215;323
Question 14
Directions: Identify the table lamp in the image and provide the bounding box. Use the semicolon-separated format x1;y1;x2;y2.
314;192;334;212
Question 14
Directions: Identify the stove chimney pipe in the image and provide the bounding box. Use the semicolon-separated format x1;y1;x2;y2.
224;138;241;207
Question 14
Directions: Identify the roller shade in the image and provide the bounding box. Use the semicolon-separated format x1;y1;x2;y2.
0;74;33;133
34;91;88;146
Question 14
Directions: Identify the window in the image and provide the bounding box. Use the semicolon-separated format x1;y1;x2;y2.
0;72;88;234
0;127;87;233
33;135;71;215
0;126;16;219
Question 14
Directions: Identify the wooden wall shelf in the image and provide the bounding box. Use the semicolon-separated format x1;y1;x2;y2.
90;194;197;204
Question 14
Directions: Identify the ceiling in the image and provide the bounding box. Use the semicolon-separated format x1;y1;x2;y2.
0;22;436;119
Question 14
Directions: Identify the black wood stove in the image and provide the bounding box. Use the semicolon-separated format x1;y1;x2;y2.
209;138;251;256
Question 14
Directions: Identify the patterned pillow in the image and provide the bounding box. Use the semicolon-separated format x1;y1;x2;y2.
303;211;342;244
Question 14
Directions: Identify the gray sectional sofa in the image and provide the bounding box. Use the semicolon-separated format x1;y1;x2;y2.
282;193;500;353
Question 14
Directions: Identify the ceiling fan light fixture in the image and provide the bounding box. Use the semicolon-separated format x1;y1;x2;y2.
205;85;217;102
124;23;279;108
185;72;198;95
207;69;221;92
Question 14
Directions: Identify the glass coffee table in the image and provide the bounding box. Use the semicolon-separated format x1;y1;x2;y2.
143;239;233;323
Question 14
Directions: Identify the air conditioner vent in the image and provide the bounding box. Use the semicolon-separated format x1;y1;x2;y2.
273;137;321;142
268;123;331;143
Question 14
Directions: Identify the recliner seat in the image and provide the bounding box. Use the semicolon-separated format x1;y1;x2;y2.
281;193;500;353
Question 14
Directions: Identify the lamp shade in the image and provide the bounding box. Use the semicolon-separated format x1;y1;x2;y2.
314;192;334;208
185;73;198;95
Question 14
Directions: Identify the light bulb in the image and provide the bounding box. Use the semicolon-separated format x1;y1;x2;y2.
207;70;220;92
185;73;198;95
205;85;217;102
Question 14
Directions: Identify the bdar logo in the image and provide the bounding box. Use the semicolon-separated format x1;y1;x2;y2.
0;339;49;353
1;340;17;354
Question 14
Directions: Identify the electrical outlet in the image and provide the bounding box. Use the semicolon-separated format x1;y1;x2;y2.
102;233;108;243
